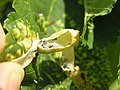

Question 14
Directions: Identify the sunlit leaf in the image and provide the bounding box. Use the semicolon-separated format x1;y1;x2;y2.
81;0;117;49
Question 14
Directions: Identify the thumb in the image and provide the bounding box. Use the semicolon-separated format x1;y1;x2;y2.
0;62;24;90
0;23;5;52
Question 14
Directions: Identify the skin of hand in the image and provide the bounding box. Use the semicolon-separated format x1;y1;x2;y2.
0;23;24;90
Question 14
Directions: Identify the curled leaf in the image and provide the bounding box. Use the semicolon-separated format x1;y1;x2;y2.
11;40;40;68
37;29;80;53
0;29;79;68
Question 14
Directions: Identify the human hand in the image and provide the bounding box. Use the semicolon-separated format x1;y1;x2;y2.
0;23;24;90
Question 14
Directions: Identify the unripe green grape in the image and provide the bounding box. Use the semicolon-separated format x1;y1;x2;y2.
6;53;16;60
16;21;26;30
15;49;23;58
12;28;20;39
21;38;32;52
20;29;28;39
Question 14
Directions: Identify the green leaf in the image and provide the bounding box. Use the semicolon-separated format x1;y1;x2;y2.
84;0;117;15
106;38;120;81
81;0;117;49
109;79;120;90
4;0;65;37
94;0;120;46
42;78;72;90
118;55;120;68
105;37;120;87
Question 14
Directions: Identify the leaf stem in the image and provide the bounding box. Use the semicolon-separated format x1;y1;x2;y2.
66;66;96;90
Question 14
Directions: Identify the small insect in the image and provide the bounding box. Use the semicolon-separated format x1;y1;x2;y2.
62;62;74;71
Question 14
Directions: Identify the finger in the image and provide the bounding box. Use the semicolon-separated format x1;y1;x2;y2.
0;23;5;52
0;62;24;90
